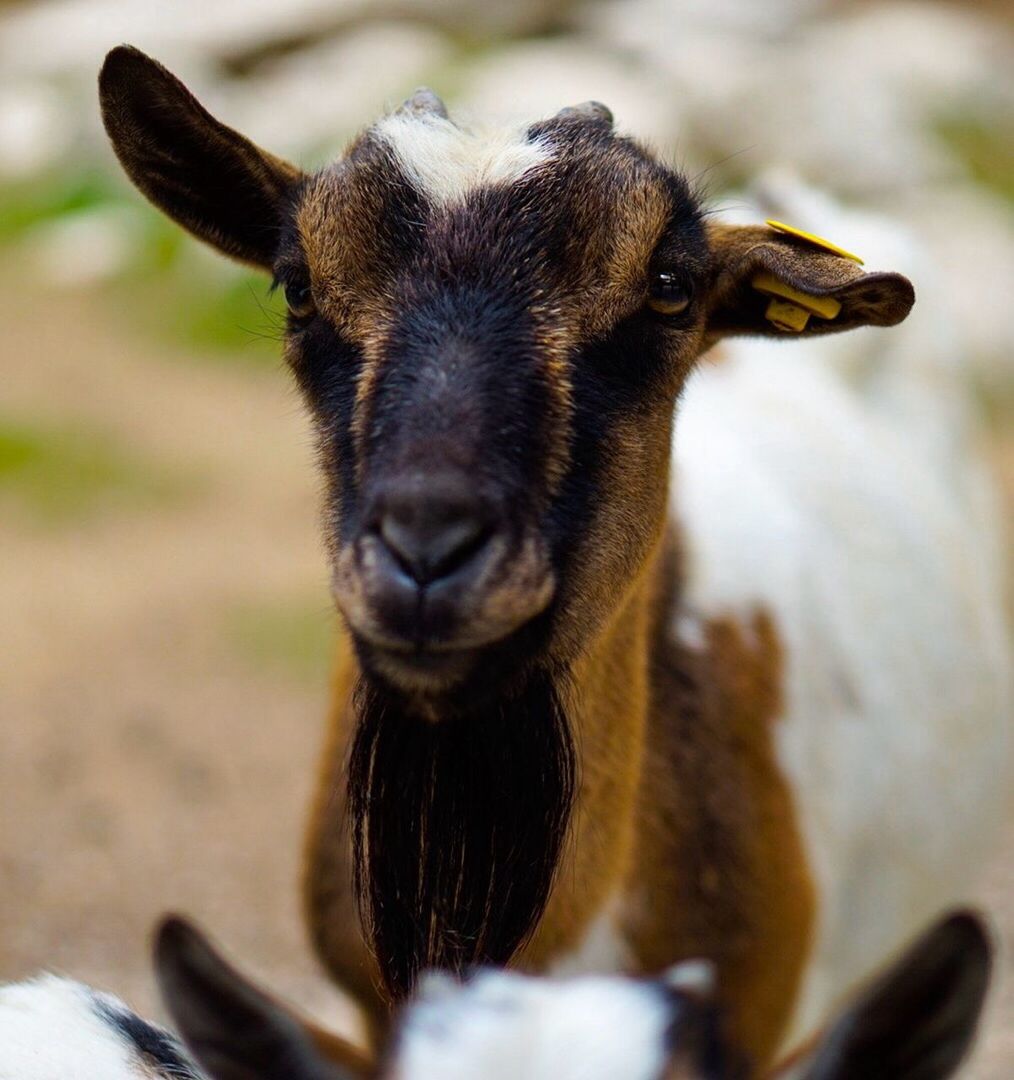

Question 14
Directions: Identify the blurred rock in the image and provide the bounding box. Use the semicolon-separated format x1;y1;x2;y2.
459;38;680;145
0;0;1008;395
25;204;138;285
907;184;1014;392
220;22;452;160
587;0;1013;195
0;0;580;81
0;82;73;178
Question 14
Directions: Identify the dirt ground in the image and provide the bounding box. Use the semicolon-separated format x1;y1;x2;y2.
0;275;1010;1073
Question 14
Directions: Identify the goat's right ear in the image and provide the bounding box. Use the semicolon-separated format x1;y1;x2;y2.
99;45;302;270
154;916;375;1080
799;911;992;1080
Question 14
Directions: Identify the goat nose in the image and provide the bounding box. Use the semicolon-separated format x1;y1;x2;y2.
375;477;490;585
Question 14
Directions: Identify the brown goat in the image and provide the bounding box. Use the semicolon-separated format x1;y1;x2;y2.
99;45;1010;1070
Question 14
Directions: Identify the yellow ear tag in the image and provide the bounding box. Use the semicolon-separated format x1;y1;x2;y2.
764;220;864;265
751;220;862;332
761;296;812;332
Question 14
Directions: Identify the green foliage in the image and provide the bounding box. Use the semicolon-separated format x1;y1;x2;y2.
115;261;287;365
1;173;287;366
0;169;120;242
223;595;336;684
0;417;190;524
112;204;288;362
935;111;1014;203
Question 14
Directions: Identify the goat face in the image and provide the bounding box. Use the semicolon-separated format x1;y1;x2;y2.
99;47;915;699
285;102;712;696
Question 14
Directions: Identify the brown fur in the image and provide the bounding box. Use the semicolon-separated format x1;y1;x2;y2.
519;546;660;968
304;526;814;1070
625;539;815;1068
302;563;654;1019
302;630;387;1041
304;1021;376;1077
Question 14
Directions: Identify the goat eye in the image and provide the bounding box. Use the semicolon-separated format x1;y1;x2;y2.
647;272;692;317
284;280;316;320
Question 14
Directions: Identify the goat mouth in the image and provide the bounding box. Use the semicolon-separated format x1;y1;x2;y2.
331;532;556;685
347;613;533;655
359;640;482;695
352;616;557;702
336;593;556;700
345;612;531;695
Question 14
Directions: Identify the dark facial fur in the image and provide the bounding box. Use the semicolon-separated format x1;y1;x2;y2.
92;995;202;1080
347;670;576;999
278;112;710;696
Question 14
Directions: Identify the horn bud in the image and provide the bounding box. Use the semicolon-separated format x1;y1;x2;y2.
556;100;614;126
398;87;449;120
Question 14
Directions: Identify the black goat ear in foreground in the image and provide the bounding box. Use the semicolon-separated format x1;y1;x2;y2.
801;910;992;1080
154;915;375;1080
99;45;302;270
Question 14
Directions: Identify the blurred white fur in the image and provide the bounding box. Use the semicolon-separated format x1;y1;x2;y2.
674;174;1010;1050
396;970;675;1080
0;975;189;1080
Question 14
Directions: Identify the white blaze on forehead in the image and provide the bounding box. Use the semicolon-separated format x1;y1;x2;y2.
396;970;675;1080
374;112;551;205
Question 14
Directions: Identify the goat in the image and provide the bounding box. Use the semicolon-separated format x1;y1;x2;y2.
97;45;1011;1068
0;911;994;1079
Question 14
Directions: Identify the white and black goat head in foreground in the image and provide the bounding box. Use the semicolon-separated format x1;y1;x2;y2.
0;912;990;1080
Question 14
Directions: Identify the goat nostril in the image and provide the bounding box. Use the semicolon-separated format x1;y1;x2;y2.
377;510;488;586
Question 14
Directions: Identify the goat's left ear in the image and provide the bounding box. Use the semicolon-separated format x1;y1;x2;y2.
99;45;302;270
154;916;375;1080
703;223;915;348
797;911;992;1080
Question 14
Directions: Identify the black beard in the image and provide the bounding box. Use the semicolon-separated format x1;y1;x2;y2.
346;669;576;1000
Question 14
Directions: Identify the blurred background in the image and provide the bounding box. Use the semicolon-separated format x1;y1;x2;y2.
0;0;1010;1073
